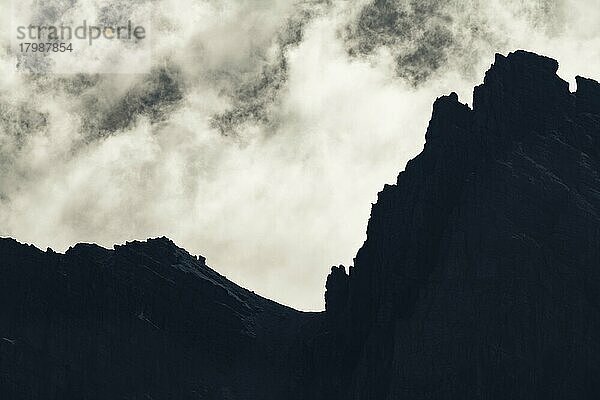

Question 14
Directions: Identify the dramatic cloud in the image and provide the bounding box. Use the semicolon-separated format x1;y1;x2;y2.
344;0;498;84
1;0;599;310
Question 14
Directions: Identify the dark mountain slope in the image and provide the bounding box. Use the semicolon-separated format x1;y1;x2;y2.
1;50;600;399
321;50;600;399
0;237;319;399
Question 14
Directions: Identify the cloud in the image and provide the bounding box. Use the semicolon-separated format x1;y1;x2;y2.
210;0;331;135
343;0;497;84
1;0;600;310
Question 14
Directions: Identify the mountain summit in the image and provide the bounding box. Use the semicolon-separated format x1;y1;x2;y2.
2;51;599;399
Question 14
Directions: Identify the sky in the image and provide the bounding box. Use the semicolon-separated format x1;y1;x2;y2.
1;0;599;310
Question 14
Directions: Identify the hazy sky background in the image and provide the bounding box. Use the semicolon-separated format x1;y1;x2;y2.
1;0;599;310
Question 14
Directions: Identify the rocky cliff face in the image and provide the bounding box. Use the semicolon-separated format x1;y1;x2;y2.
2;51;600;399
321;50;600;400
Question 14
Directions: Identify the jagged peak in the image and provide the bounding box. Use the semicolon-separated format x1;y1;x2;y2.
114;236;208;266
345;49;600;321
475;51;568;95
437;91;459;104
65;242;111;260
0;237;45;256
475;51;569;98
325;265;350;314
426;91;473;140
575;75;600;114
430;92;470;114
576;75;600;92
1;236;208;266
115;236;175;249
470;50;575;143
494;50;559;74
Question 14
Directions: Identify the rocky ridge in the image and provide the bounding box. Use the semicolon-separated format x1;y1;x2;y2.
2;51;600;399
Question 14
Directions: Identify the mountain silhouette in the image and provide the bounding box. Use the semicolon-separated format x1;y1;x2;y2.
2;50;599;399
